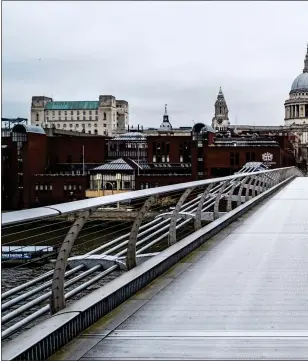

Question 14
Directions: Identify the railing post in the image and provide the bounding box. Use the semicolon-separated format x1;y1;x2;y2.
50;207;97;315
126;195;159;270
213;180;232;220
169;187;194;246
195;183;215;230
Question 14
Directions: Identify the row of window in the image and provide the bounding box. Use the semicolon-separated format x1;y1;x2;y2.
34;183;83;192
46;116;99;121
140;183;160;189
59;123;99;128
35;183;52;192
152;155;170;163
64;184;83;191
46;110;98;116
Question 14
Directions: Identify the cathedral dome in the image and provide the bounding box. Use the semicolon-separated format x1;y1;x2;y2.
290;45;308;94
201;124;215;133
290;73;308;93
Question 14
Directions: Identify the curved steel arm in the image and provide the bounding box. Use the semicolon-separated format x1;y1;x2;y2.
214;180;231;220
195;183;215;230
126;195;159;270
226;178;243;212
245;176;256;201
254;174;263;196
50;207;97;315
237;176;250;207
169;187;194;246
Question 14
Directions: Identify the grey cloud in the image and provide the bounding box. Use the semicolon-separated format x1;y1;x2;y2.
2;1;308;127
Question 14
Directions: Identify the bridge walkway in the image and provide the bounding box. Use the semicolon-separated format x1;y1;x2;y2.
50;177;308;360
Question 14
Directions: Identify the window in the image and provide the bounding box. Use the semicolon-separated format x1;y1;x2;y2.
35;184;39;190
69;124;73;128
94;129;98;134
95;116;98;120
78;185;82;191
63;124;67;128
77;111;80;115
46;117;49;121
94;123;97;127
83;116;85;121
64;184;67;190
153;155;156;162
36;113;39;121
82;124;85;128
76;124;79;128
104;112;107;120
83;111;86;115
65;117;67;121
89;110;92;115
96;110;98;115
77;116;80;121
88;123;91;127
230;152;240;166
103;124;107;127
49;184;52;191
90;116;92;120
88;130;91;134
64;111;67;115
71;111;73;115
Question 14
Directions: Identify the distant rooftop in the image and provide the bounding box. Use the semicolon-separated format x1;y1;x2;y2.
45;101;99;111
12;124;46;135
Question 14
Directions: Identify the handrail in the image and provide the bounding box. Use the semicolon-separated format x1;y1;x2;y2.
1;167;299;227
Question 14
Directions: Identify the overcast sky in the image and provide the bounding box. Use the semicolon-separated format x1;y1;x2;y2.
2;1;308;128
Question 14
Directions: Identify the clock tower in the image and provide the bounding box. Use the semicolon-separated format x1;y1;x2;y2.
212;87;230;131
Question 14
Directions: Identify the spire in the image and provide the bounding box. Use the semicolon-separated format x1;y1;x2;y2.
217;87;224;100
159;103;172;131
304;44;308;73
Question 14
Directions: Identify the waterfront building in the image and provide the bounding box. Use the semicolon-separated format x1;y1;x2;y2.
30;95;129;136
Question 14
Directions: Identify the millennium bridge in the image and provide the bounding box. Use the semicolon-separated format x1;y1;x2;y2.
1;163;308;360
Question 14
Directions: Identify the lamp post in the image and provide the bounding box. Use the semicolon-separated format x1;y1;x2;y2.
116;173;121;208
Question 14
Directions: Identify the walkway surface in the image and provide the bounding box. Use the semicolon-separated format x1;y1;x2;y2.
50;177;308;360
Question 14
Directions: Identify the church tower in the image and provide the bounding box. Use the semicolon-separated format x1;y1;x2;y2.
212;87;230;131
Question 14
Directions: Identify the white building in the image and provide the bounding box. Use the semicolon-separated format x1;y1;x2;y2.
284;45;308;127
30;95;129;136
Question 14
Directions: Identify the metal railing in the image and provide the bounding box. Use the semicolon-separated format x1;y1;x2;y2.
1;165;304;341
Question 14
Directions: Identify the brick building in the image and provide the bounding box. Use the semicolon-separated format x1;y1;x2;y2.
1;113;296;211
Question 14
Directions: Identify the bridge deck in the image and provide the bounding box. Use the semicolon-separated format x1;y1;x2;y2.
50;177;308;360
